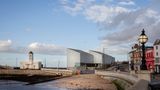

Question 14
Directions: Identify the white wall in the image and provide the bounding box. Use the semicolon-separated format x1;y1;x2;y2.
67;49;80;68
89;50;115;64
89;51;103;64
20;61;42;70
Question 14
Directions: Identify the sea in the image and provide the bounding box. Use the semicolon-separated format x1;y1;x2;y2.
0;80;67;90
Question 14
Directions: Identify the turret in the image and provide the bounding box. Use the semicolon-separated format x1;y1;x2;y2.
29;51;33;63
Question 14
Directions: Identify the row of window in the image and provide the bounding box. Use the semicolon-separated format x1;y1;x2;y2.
146;52;154;58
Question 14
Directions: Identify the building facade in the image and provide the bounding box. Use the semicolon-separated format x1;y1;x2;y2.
145;47;154;71
129;43;154;71
89;50;115;68
67;48;93;69
154;39;160;73
67;48;115;69
129;44;142;71
20;51;42;70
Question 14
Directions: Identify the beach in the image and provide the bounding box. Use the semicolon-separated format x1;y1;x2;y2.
47;74;117;90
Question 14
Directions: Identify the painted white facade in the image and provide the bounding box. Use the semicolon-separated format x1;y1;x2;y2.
154;45;160;65
154;39;160;73
89;50;103;64
20;51;42;70
154;39;160;65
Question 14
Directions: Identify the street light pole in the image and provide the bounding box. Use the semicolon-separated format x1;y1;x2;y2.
141;43;147;70
138;29;148;70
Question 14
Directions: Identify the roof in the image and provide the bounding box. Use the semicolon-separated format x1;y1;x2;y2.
154;39;160;45
89;50;114;58
29;51;33;54
67;48;88;54
89;50;103;54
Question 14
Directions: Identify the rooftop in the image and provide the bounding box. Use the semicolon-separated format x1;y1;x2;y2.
154;39;160;45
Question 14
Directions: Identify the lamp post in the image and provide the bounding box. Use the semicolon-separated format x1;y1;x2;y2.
138;29;148;70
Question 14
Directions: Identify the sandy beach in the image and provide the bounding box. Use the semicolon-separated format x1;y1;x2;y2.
50;74;117;90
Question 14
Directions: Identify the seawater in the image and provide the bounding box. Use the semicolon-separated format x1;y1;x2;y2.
0;80;67;90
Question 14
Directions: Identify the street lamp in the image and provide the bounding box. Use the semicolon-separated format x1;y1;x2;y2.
138;29;148;70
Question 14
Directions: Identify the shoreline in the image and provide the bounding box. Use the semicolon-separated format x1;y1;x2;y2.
0;74;117;90
0;74;65;85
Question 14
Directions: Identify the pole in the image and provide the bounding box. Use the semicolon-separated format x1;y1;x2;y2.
57;59;60;73
141;43;147;70
45;58;46;67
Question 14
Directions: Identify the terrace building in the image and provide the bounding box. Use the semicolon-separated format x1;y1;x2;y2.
154;39;160;73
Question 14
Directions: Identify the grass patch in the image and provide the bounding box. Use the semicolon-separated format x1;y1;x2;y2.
112;80;125;90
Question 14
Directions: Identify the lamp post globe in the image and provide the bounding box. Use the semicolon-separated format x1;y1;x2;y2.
138;29;148;70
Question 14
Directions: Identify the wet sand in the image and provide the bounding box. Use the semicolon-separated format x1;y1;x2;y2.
50;74;117;90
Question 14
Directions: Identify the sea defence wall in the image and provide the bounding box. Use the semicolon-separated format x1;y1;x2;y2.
0;69;73;76
95;70;149;90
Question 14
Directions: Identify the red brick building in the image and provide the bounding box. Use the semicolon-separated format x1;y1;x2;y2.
129;44;141;71
145;47;154;71
129;44;153;71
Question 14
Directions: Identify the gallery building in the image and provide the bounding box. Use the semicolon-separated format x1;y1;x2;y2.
67;48;115;69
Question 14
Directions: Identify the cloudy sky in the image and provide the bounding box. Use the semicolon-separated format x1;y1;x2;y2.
0;0;160;67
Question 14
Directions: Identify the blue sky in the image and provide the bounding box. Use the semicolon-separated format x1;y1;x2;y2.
0;0;160;67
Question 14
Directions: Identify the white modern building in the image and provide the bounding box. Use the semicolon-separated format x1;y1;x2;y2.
20;51;42;70
67;48;93;69
67;48;115;69
89;50;115;68
154;39;160;73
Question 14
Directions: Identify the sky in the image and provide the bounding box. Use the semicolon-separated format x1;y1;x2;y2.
0;0;160;67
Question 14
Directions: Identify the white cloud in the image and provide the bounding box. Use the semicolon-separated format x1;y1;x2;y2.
60;0;91;15
119;1;135;5
59;0;160;58
0;40;12;47
84;5;129;23
28;42;66;55
99;8;160;55
0;40;12;51
0;40;66;55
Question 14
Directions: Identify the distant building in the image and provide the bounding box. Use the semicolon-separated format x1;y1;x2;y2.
67;48;93;69
89;50;115;68
67;48;115;69
20;51;42;70
154;39;160;73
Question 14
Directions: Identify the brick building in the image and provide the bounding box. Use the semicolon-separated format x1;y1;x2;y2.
145;47;154;71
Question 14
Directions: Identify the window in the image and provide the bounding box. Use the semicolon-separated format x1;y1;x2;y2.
157;52;159;56
156;46;158;50
155;58;159;63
